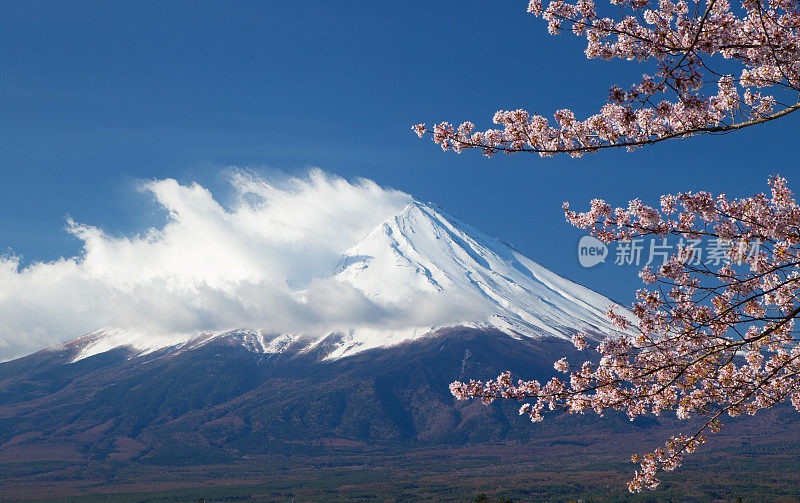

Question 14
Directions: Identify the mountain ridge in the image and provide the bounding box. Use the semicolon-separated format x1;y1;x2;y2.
57;199;627;363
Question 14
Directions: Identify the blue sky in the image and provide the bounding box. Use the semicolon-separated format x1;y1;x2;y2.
1;0;798;306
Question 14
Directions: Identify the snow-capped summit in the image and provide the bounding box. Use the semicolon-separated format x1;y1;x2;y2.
63;200;627;362
327;201;623;355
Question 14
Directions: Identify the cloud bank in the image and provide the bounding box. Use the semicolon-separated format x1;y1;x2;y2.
0;170;484;361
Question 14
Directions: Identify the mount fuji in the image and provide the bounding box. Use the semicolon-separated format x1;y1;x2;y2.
0;199;638;500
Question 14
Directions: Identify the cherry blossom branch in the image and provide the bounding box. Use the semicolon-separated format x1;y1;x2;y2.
451;175;800;491
415;101;799;157
414;0;800;158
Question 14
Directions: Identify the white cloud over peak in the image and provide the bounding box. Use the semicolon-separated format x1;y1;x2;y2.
0;169;477;361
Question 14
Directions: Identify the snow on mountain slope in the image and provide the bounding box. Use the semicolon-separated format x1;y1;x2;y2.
63;200;629;362
326;201;625;357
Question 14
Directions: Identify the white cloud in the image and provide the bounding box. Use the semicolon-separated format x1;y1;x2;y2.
2;169;483;361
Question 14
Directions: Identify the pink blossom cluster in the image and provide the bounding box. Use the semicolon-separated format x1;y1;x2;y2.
414;0;800;157
450;175;800;491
